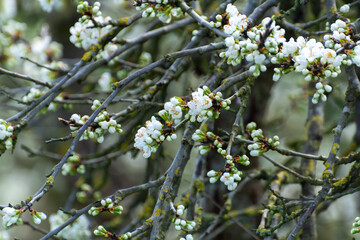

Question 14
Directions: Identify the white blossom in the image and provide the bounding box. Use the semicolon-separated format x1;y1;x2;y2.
164;97;183;123
134;116;164;158
187;87;213;122
49;210;90;240
69;2;112;51
1;207;21;229
137;1;182;23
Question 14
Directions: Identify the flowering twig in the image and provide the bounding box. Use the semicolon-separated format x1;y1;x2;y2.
178;1;229;38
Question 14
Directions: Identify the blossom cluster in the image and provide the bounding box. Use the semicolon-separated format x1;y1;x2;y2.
351;217;360;234
134;86;229;158
88;198;123;216
272;28;347;103
76;183;102;204
246;122;279;157
186;87;230;122
162;86;230;124
220;15;285;77
0;19;65;83
323;20;360;68
161;97;183;124
1;207;22;229
70;1;118;57
1;207;46;229
218;4;360;104
210;4;248;36
68;100;123;143
94;225;132;239
49;210;91;240
173;205;196;240
134;116;175;158
207;170;241;191
0;120;14;151
61;153;85;176
135;0;182;24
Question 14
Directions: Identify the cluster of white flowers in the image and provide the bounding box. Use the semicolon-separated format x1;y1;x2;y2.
136;0;182;24
246;122;279;157
217;4;360;104
210;4;248;36
1;207;47;229
70;1;116;53
94;225;132;239
0;20;64;84
96;43;119;60
49;210;91;240
325;19;353;46
29;209;47;225
207;165;243;191
134;116;175;158
0;20;27;69
323;20;360;68
161;97;183;124
61;153;85;176
1;207;22;229
217;171;242;191
186;87;213;122
88;198;123;216
69;100;123;143
186;86;230;123
0;120;13;151
173;205;196;236
135;87;230;158
272;35;344;103
161;87;229;125
221;15;285;77
351;217;360;234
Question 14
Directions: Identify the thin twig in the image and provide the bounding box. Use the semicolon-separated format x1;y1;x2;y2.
21;57;69;73
0;67;52;87
261;154;323;185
